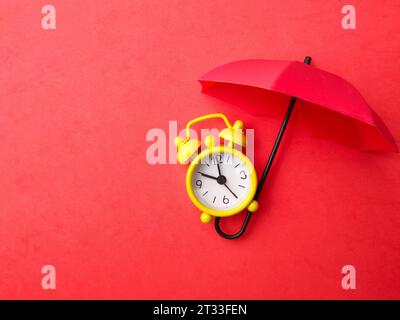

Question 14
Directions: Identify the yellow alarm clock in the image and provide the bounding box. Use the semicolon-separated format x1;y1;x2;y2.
175;114;258;226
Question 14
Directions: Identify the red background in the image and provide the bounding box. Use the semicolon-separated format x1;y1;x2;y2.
0;0;399;299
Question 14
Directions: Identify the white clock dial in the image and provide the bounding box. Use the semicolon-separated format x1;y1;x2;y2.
191;152;252;211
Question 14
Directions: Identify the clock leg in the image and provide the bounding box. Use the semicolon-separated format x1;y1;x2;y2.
200;212;213;224
247;200;259;212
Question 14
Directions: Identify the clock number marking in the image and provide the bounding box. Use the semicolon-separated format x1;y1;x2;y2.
214;154;223;164
240;170;247;180
196;180;202;188
238;184;245;188
223;195;229;204
234;163;240;168
213;196;216;203
202;191;208;197
206;154;212;166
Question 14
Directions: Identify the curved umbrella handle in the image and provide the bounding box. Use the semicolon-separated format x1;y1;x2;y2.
214;211;253;239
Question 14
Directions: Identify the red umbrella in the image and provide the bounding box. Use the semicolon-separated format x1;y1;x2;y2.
199;56;398;239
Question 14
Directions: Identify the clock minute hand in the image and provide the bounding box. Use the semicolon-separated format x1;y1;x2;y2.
216;163;222;176
198;172;218;180
224;183;238;199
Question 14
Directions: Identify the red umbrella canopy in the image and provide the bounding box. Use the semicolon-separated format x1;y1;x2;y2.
199;59;398;152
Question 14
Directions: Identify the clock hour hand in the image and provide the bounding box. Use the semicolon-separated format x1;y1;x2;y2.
224;183;238;199
198;172;218;180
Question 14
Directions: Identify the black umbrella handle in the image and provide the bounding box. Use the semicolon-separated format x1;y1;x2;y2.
215;56;312;239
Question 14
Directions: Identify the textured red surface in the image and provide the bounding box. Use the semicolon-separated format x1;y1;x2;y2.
0;0;399;299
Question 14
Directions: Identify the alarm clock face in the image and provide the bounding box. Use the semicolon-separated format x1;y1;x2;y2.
190;151;253;212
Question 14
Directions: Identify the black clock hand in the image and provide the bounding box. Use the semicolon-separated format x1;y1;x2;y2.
224;183;238;199
217;162;222;176
198;172;218;180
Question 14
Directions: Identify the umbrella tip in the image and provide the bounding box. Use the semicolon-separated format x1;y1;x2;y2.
304;56;312;65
